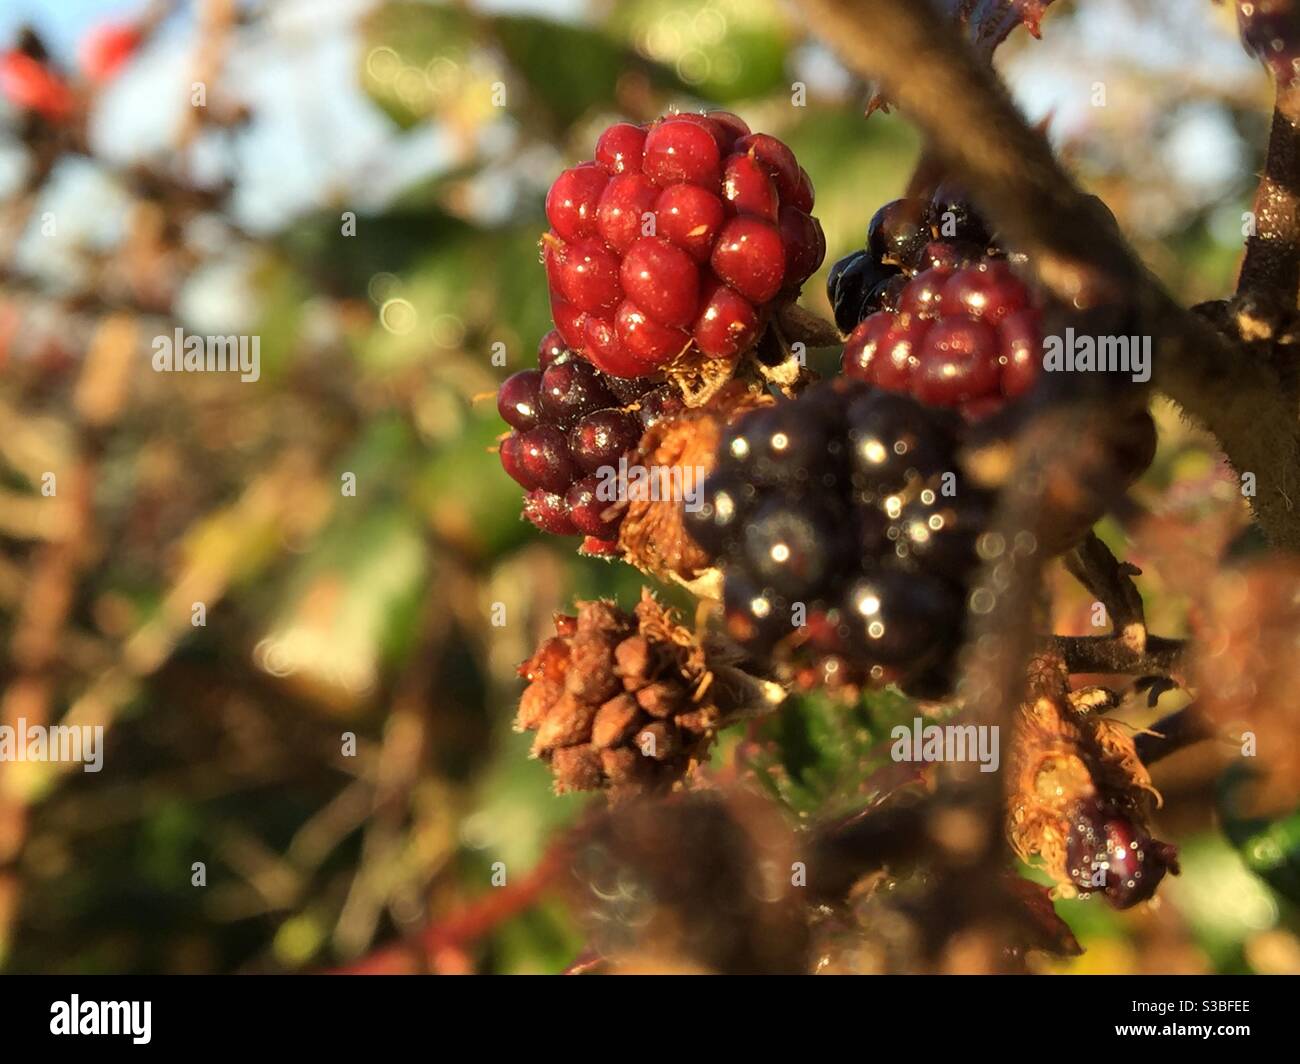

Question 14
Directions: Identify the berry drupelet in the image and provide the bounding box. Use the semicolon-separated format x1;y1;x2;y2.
1064;798;1179;909
497;330;683;552
543;112;825;377
829;186;1042;421
684;378;991;693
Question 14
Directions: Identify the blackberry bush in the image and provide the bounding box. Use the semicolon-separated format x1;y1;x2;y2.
543;112;825;378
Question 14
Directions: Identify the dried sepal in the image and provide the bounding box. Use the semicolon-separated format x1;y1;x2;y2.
617;381;773;582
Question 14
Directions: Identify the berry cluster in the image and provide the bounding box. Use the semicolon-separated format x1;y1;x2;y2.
828;188;1042;421
543;112;824;378
684;378;990;693
497;329;682;552
1065;799;1178;909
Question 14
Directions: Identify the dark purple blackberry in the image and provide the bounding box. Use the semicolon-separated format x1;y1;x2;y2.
740;498;841;598
635;385;684;429
867;198;928;268
841;570;961;666
892;489;992;581
538;355;616;425
828;253;900;334
497;369;542;430
497;337;660;546
688;379;984;693
925;183;990;248
568;409;640;473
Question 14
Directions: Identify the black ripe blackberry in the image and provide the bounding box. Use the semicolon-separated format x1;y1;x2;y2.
498;329;674;553
685;378;991;694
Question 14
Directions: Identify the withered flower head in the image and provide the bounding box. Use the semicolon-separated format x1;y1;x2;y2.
1006;654;1177;908
515;589;780;798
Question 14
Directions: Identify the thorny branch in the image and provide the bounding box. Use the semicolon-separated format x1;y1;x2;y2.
795;0;1300;551
1238;83;1300;302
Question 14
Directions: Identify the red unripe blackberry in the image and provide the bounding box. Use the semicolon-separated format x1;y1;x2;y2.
615;300;690;365
722;152;779;220
596;173;659;253
569;409;640;473
499;432;533;489
913;318;1001;406
897;266;952;319
843;312;927;392
791;167;816;214
839;243;1042;419
711;217;785;304
582;314;659;378
538;329;567;370
778;206;826;288
546;164;607;242
519;425;578;491
0;50;74;122
524;488;578;535
998;310;1040;398
643;119;722;187
540;113;821;372
621;236;700;328
942;260;1026;324
734;133;801;203
654;183;725;262
595;122;646;175
557;237;623;313
693;278;759;360
565;476;620;537
539;357;615;424
705;110;751;149
634;385;684;429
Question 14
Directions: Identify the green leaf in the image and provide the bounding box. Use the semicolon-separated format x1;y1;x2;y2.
490;15;647;130
607;0;791;102
748;686;921;818
359;2;478;129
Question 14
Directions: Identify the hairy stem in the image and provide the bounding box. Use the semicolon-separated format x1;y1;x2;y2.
1238;84;1300;302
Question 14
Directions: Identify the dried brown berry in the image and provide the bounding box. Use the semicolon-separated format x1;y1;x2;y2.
514;590;778;797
